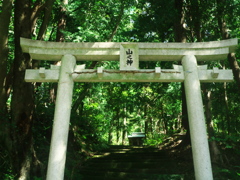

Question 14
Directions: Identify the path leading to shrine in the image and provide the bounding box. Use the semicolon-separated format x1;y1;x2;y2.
79;145;194;180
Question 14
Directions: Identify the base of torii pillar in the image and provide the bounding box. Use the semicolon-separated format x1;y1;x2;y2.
182;55;213;180
46;54;76;180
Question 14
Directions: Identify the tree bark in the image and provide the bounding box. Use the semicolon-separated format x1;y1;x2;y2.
188;0;202;42
48;0;68;105
228;53;240;91
178;85;191;147
30;0;47;69
37;0;55;40
0;0;13;170
11;0;35;179
30;0;45;37
122;110;127;145
216;0;229;39
173;0;190;148
174;0;186;42
56;0;68;42
0;0;13;114
108;124;113;144
203;86;223;163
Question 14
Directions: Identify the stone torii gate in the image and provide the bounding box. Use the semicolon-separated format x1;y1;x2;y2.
21;38;238;180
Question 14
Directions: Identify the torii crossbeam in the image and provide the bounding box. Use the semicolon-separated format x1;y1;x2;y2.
21;38;238;180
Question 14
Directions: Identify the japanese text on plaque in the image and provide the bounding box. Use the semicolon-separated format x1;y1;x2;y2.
126;49;133;66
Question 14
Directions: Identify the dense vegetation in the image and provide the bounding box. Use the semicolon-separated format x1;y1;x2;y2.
0;0;240;179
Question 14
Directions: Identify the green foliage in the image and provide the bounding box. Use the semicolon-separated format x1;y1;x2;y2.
214;167;240;180
209;135;240;149
33;177;43;180
144;134;166;146
0;168;15;180
65;0;138;42
1;0;240;179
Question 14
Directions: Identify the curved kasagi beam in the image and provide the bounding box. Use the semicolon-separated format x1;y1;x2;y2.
20;38;238;61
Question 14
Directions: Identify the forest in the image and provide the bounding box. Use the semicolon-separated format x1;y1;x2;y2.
0;0;240;179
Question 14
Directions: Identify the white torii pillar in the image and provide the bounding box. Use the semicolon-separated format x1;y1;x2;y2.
182;55;213;180
46;54;76;180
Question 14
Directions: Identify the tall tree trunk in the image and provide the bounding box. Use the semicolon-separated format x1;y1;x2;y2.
116;118;120;144
0;0;13;110
108;123;113;144
56;0;68;42
30;0;45;38
222;63;231;134
122;111;127;145
174;0;186;43
37;0;55;40
149;117;153;138
188;0;202;42
11;0;35;179
178;85;191;148
228;53;240;91
10;0;52;178
122;104;127;145
144;105;149;137
32;0;54;69
49;0;68;105
203;86;223;163
173;0;190;148
216;0;229;40
0;0;14;173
